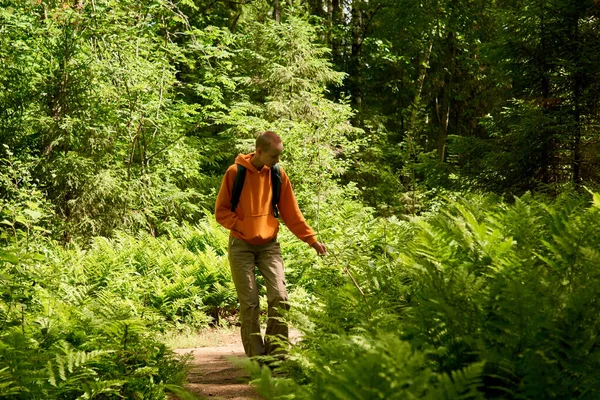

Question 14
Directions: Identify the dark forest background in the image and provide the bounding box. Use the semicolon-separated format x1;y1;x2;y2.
1;1;600;398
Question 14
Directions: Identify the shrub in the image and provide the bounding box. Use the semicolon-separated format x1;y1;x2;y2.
255;192;600;399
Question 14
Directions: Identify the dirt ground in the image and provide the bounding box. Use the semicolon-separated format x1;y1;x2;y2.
174;329;261;400
173;328;302;400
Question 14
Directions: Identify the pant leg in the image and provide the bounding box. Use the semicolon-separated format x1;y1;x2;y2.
228;236;264;357
256;239;289;355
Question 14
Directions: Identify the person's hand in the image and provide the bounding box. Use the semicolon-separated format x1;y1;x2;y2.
311;241;327;255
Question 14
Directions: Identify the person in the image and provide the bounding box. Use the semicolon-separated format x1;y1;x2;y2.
215;130;327;357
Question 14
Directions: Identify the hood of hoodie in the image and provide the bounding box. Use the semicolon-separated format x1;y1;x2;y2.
235;153;255;170
234;153;272;174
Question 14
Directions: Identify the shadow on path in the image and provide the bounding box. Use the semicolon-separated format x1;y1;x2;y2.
175;344;261;400
173;328;301;399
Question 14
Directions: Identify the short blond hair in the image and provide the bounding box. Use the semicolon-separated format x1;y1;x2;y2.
256;131;282;151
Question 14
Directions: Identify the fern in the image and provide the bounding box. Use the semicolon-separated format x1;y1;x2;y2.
261;192;600;399
46;343;109;387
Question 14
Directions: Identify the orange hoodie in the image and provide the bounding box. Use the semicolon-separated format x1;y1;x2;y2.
215;153;317;246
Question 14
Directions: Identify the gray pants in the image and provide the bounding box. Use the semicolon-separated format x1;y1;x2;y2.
228;236;289;357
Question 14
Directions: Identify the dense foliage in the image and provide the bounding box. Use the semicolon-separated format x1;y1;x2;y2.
0;212;235;397
254;193;600;399
1;0;600;398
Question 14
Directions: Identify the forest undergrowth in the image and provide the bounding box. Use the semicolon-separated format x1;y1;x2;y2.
248;192;600;400
2;190;600;399
2;1;600;398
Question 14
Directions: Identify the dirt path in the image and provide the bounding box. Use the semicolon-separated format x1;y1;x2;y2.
173;328;301;399
174;330;261;400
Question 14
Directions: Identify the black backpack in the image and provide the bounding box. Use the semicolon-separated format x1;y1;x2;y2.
230;164;282;217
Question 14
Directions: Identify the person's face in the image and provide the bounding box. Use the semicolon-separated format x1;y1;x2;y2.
257;142;283;168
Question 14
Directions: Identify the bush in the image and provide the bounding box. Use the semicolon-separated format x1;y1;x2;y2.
255;192;600;399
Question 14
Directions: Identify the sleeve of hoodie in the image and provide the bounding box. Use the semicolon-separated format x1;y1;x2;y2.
215;165;240;231
278;167;317;246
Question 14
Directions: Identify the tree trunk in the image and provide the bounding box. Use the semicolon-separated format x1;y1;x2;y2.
46;23;74;157
349;2;363;107
273;0;281;22
572;7;582;184
331;0;342;66
309;0;324;18
539;1;556;186
436;28;455;162
408;39;433;135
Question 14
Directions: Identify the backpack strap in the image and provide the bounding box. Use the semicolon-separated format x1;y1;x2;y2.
271;164;282;218
230;164;246;212
230;163;281;217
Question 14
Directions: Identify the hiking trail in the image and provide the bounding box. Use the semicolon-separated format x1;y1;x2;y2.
174;329;260;400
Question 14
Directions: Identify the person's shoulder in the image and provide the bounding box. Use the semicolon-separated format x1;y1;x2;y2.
226;163;240;174
275;164;286;173
221;164;241;183
276;165;290;182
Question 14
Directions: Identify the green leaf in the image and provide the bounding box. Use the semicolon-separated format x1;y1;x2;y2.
23;209;42;220
47;361;57;387
0;251;19;265
586;189;600;208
